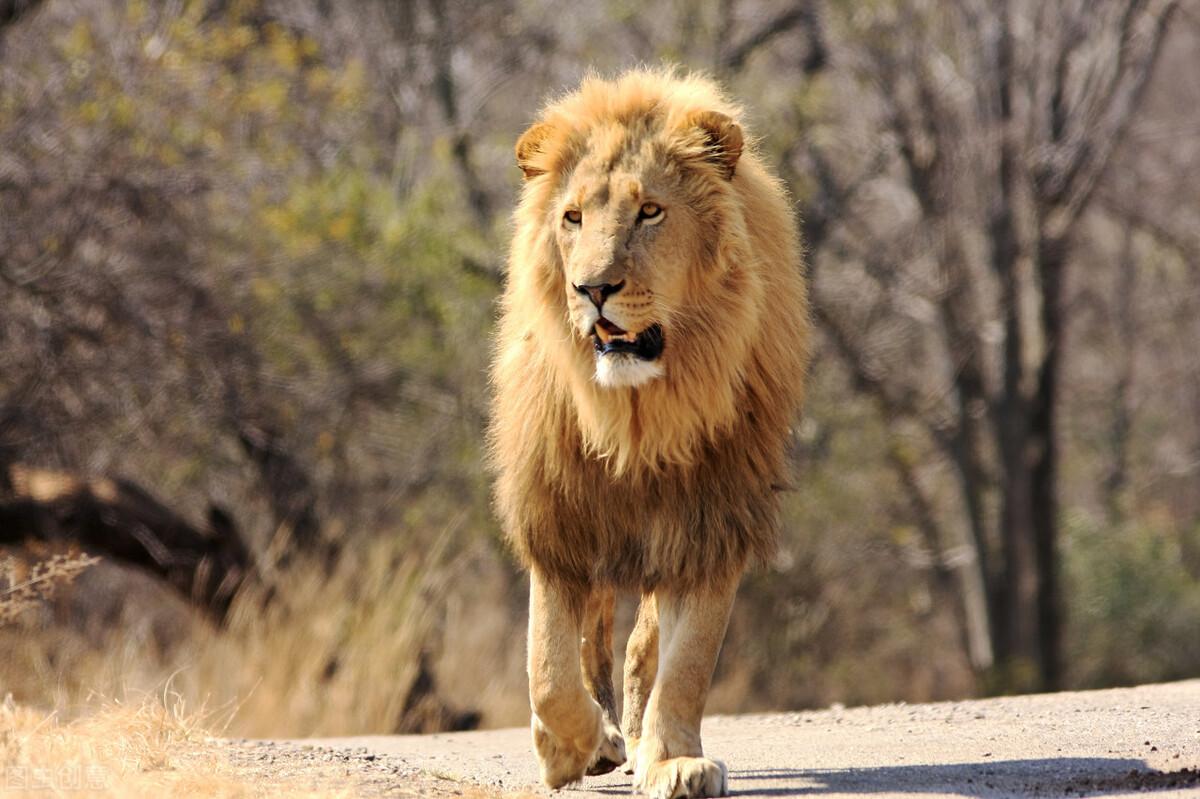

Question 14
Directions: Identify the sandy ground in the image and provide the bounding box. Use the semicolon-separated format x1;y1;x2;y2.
237;680;1200;798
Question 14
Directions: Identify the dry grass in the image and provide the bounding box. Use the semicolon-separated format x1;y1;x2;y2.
0;552;100;624
0;541;517;797
181;533;451;737
0;526;528;739
0;693;355;798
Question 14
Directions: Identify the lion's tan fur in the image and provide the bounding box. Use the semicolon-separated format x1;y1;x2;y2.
489;70;810;593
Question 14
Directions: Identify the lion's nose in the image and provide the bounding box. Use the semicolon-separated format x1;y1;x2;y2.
573;280;625;310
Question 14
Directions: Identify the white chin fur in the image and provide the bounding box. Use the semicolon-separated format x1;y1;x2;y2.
594;353;664;388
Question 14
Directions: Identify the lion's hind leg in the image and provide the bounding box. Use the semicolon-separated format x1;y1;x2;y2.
581;584;627;775
621;591;659;775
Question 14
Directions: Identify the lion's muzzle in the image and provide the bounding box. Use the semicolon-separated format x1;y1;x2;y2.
592;321;664;362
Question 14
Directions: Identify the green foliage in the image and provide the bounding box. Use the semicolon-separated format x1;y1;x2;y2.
254;168;493;383
2;0;500;539
1065;512;1200;687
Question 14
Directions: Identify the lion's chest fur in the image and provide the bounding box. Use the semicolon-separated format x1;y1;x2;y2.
500;402;784;591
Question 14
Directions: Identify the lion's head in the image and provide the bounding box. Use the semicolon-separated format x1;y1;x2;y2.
496;70;807;475
518;96;746;391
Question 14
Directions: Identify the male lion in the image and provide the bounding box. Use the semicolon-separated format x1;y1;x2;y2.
489;70;809;799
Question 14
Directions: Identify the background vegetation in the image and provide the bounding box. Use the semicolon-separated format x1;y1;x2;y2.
2;0;1199;735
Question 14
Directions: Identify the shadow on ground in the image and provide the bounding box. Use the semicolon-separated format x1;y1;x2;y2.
731;758;1200;797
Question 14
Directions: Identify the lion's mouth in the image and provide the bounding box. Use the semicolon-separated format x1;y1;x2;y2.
592;319;664;361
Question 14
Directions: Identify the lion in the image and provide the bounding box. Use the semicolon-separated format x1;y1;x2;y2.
488;69;809;799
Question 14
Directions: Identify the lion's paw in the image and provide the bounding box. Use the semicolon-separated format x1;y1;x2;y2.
622;736;640;775
585;721;627;776
635;756;728;799
531;712;603;788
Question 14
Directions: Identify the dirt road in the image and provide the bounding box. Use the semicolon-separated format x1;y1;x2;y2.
246;680;1200;797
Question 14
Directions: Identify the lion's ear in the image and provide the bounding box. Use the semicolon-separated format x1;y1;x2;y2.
516;121;556;180
686;110;743;180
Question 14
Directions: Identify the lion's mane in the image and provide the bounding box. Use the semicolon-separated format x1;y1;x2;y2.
489;70;810;590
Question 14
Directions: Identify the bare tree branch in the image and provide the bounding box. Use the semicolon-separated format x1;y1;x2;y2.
1039;0;1180;236
720;2;826;73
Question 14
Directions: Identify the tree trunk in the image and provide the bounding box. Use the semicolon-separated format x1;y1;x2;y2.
1105;230;1137;521
1030;230;1069;691
0;463;254;620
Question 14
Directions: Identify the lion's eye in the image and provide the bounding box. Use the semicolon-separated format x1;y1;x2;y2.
638;202;664;224
563;209;582;227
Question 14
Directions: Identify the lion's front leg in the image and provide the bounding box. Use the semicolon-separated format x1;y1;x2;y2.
633;576;739;799
527;569;619;788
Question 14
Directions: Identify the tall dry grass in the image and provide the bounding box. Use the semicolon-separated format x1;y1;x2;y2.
1;524;529;738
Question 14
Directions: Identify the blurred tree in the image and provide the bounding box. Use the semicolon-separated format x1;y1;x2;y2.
0;0;42;31
1;0;1198;722
788;0;1181;691
0;0;495;566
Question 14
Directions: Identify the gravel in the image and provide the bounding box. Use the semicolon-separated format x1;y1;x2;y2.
231;680;1200;798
